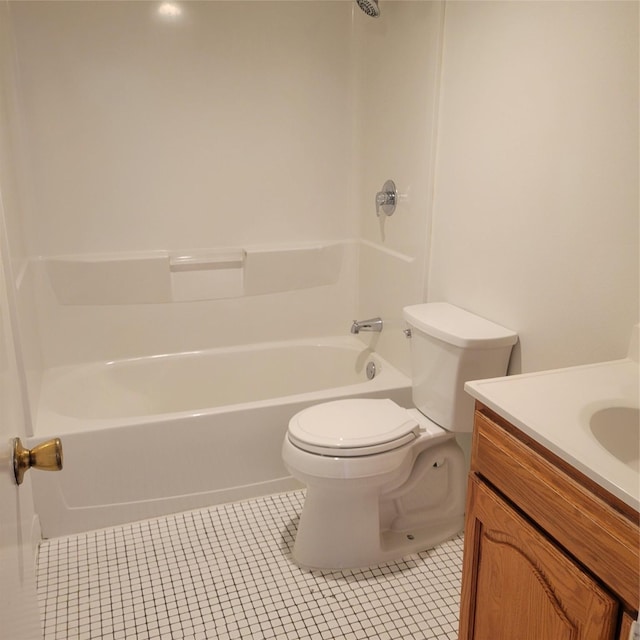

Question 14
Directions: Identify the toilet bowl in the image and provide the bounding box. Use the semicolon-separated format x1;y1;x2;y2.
282;303;518;570
282;400;467;569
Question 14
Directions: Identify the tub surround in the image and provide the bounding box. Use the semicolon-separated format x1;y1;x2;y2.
31;242;360;370
42;242;345;305
6;1;442;397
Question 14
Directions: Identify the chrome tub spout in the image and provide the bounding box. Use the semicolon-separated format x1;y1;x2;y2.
350;317;383;334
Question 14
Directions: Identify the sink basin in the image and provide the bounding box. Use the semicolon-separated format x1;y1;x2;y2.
590;407;640;471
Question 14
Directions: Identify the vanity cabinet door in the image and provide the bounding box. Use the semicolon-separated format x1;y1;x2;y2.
619;612;636;640
459;475;619;640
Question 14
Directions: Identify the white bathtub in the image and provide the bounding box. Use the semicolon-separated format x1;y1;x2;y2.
31;336;411;537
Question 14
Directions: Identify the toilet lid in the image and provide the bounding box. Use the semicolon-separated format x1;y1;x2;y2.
287;399;420;457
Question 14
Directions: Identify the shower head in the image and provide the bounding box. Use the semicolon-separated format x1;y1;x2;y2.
356;0;380;18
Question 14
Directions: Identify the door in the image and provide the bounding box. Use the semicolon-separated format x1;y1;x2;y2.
0;211;41;638
0;0;44;634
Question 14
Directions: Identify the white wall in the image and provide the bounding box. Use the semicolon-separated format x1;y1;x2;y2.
8;1;448;376
429;0;639;373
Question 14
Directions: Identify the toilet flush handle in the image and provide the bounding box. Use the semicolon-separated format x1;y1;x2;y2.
12;437;63;485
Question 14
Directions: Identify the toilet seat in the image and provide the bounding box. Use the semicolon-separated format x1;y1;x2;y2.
287;399;420;457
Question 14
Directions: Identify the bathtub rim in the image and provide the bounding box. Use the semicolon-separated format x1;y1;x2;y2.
35;335;411;436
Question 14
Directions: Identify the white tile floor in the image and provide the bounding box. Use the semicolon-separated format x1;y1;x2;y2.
37;490;463;640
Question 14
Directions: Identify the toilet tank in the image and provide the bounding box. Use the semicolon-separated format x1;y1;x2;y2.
403;303;518;433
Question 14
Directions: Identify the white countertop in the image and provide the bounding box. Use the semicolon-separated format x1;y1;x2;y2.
465;357;640;512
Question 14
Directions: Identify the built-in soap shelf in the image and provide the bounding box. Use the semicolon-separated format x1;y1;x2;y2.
43;243;344;305
169;249;246;272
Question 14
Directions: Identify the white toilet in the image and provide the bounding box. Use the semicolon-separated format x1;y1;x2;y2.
282;302;517;570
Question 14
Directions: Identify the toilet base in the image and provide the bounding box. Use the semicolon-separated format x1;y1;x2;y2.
380;516;463;560
288;438;467;571
292;487;464;571
292;484;385;570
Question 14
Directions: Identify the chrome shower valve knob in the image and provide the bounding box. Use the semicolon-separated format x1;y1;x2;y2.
375;179;397;217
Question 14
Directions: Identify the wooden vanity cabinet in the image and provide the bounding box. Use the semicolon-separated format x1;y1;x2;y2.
459;404;640;640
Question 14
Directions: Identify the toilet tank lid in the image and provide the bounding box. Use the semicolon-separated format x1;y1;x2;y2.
403;303;518;349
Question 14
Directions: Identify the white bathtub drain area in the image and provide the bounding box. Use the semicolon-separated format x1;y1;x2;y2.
36;491;462;640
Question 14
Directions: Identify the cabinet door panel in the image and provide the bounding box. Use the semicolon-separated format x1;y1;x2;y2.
476;530;579;639
619;612;635;640
460;476;618;640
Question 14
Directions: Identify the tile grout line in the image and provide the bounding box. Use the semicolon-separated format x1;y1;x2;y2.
37;490;462;640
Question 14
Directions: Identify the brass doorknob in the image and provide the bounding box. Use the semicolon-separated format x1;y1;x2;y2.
12;437;63;485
